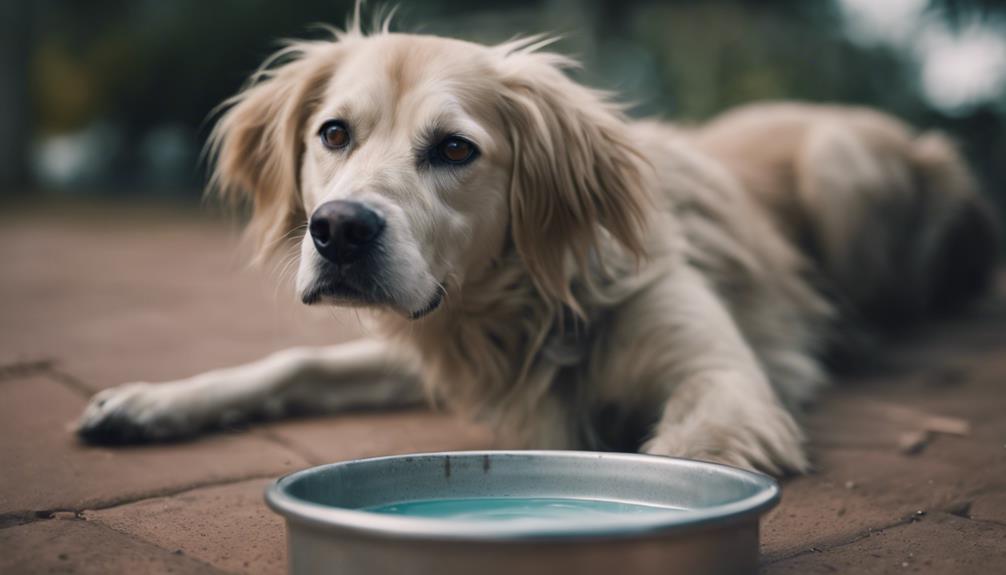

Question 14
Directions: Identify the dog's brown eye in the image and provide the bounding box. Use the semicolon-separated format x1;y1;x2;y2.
319;121;350;150
436;136;477;165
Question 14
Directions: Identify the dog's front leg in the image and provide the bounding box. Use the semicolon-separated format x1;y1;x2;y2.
601;268;808;474
76;339;423;443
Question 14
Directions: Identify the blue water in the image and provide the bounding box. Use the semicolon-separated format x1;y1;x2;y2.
365;497;682;522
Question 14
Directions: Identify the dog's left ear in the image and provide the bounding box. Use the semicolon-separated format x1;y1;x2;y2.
497;47;651;311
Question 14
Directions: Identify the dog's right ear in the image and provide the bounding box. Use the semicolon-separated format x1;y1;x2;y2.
207;41;341;262
495;41;652;313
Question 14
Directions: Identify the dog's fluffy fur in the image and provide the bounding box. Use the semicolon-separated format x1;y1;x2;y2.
76;21;999;474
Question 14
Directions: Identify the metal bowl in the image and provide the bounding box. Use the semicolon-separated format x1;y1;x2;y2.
266;450;779;575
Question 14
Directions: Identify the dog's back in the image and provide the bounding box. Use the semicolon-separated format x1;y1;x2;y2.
694;102;1000;326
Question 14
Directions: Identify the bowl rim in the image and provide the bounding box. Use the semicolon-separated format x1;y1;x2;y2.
265;450;780;541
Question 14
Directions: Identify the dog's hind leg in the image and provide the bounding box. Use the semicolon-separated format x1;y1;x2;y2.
75;339;424;444
794;124;999;324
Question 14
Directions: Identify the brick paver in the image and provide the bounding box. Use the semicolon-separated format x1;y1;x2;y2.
0;203;346;390
0;518;228;574
1;202;1004;574
264;410;496;465
85;479;284;575
0;375;307;521
764;512;1006;574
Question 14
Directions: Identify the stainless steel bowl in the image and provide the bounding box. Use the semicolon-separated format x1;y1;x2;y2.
266;450;779;575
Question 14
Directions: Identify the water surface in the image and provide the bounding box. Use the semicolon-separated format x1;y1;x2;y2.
366;497;685;522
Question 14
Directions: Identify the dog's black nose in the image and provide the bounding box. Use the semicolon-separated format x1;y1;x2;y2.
309;200;385;263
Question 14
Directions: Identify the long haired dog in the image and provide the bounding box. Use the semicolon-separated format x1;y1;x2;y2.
76;22;999;474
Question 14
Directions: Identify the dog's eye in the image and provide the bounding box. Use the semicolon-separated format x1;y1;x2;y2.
319;120;351;150
435;136;477;165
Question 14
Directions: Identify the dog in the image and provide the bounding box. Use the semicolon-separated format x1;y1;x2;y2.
75;19;999;474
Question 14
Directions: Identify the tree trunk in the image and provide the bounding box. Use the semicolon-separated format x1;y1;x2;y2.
0;0;32;195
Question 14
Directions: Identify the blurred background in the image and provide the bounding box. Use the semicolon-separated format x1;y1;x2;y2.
0;0;1004;218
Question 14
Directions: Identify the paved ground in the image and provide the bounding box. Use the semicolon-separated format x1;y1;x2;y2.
1;201;1004;574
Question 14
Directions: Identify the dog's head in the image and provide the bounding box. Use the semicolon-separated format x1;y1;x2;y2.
209;28;649;319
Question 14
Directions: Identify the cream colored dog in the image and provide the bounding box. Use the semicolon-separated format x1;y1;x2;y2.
76;22;999;474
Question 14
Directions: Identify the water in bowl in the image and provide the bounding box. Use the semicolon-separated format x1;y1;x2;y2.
366;497;684;522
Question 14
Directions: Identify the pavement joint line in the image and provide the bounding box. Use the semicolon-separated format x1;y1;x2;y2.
0;358;55;383
760;515;918;566
254;427;324;467
43;366;96;399
0;509;83;530
0;470;289;532
0;358;97;398
960;516;1006;529
761;497;1006;567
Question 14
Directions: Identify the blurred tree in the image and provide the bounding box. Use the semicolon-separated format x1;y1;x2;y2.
17;0;1006;216
0;0;33;194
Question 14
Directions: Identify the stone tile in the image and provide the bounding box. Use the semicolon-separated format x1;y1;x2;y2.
86;479;285;575
0;375;308;518
81;413;495;575
262;410;496;465
0;204;360;391
761;296;1006;562
0;517;227;574
762;512;1006;575
764;375;1006;560
761;444;998;560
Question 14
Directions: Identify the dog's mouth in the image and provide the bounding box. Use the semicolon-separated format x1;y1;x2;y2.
409;288;444;320
301;269;445;320
301;279;373;307
301;259;388;307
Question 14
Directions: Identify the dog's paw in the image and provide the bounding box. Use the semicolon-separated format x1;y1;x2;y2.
75;382;207;444
642;405;809;475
